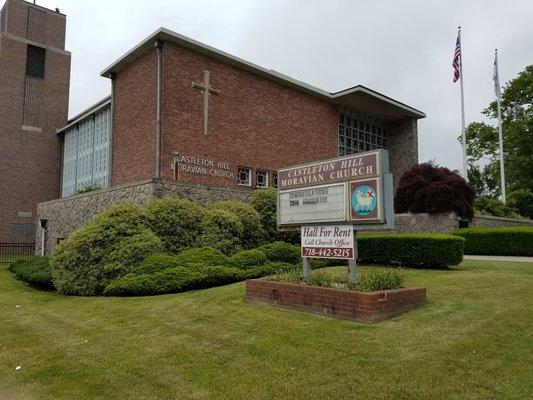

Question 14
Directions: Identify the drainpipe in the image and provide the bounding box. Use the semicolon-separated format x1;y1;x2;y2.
154;39;163;179
39;219;48;256
108;72;116;187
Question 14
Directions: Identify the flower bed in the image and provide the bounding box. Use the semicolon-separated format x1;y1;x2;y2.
245;279;426;323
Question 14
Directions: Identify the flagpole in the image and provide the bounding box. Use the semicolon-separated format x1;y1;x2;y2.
495;49;506;204
458;26;468;180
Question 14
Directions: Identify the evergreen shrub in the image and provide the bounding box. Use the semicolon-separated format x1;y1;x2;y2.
9;256;54;290
196;208;243;255
50;203;160;295
145;198;205;254
231;249;268;269
208;200;265;248
257;241;301;264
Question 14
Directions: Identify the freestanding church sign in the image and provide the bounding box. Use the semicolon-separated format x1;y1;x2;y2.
277;149;394;282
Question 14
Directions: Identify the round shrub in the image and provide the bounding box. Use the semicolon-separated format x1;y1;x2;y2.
231;249;268;269
257;241;301;264
395;162;475;219
196;208;244;255
209;200;265;248
145;198;206;254
175;247;231;266
106;229;163;274
50;203;157;296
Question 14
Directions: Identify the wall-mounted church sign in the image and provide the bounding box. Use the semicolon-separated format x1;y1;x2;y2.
277;149;394;230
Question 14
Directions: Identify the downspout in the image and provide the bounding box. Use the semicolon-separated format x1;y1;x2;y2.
108;72;116;187
154;39;163;179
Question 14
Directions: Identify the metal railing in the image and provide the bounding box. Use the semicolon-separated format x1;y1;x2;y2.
0;243;36;264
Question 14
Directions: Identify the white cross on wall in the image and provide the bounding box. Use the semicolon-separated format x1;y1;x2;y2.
191;70;221;135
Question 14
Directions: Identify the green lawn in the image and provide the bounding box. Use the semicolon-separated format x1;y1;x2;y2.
0;261;531;400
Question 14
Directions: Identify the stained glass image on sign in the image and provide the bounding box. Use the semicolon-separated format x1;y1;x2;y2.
351;185;377;217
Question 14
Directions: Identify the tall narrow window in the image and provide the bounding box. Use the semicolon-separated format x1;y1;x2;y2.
272;172;278;188
26;45;46;78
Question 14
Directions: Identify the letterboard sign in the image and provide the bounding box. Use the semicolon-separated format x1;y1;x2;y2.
277;149;394;229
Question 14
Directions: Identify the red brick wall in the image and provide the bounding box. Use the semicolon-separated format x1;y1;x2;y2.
0;0;70;242
112;51;157;184
112;42;339;187
160;43;338;187
246;279;426;322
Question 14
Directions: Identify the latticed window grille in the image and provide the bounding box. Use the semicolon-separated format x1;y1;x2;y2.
338;111;389;156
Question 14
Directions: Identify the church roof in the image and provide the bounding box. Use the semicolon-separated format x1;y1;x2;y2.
100;27;425;121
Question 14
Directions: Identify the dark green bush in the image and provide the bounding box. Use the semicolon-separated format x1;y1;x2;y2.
104;261;293;296
209;200;265;249
250;187;278;241
105;229;163;273
132;253;181;275
9;256;54;290
50;203;160;296
453;227;533;256
175;247;231;266
474;196;520;218
145;198;205;254
257;241;301;264
508;189;533;219
355;269;405;292
231;249;268;269
249;188;299;244
196;208;243;255
358;234;465;267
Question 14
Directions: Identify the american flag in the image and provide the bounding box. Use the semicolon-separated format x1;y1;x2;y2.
452;33;461;82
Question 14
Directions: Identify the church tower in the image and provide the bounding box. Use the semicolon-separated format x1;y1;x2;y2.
0;0;70;243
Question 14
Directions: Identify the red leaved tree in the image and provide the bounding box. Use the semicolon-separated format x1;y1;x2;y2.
394;162;475;219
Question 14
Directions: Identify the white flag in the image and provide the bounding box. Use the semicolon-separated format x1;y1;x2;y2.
493;50;501;99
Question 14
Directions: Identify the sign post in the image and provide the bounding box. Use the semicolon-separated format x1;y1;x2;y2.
348;231;357;285
278;149;395;284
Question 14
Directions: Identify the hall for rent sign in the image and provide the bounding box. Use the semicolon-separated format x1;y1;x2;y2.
301;225;354;259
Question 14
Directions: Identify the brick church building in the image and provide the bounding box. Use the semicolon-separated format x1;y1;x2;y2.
0;1;426;252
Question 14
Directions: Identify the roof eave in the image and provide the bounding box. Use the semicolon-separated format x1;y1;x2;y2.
56;95;111;134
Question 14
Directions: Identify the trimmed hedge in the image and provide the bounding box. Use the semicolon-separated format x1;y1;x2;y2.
453;227;533;256
358;234;465;267
104;261;294;296
8;256;54;290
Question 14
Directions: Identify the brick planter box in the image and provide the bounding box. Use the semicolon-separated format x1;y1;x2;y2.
245;279;426;323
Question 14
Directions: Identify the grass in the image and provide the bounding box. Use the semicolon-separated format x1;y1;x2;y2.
0;261;532;400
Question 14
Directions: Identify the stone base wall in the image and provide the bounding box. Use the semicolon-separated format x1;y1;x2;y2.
36;179;252;255
471;215;533;228
245;279;426;323
392;212;459;234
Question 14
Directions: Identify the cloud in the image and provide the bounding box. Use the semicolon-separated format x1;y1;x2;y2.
37;0;533;170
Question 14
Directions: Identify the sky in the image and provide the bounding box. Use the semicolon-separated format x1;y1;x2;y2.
35;0;533;171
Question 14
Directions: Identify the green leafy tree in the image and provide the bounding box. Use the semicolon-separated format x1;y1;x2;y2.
462;65;533;195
